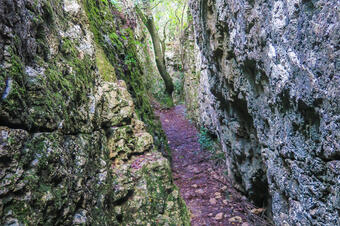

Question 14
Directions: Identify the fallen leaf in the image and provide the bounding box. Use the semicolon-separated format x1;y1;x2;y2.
251;208;266;215
215;212;224;220
215;192;222;199
228;216;242;223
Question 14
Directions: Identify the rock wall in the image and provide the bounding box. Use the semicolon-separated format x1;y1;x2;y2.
183;22;202;125
0;0;190;224
84;0;169;153
190;0;339;225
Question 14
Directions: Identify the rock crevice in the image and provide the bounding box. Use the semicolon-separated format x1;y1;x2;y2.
0;0;190;225
190;0;340;224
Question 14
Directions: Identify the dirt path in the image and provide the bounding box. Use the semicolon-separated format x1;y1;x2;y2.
156;105;268;226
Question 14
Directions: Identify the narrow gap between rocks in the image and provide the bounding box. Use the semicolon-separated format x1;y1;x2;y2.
155;105;272;226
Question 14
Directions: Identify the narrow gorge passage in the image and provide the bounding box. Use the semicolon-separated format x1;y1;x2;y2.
156;105;268;226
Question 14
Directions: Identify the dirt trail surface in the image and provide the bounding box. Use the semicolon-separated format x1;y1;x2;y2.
155;105;269;226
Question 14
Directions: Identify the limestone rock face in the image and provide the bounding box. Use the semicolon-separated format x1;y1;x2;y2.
183;29;202;126
190;0;339;225
0;0;189;225
83;0;169;152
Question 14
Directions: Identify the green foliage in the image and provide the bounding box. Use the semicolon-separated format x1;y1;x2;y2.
174;72;184;93
134;0;191;106
152;0;189;40
198;127;214;151
108;0;123;11
109;32;124;48
198;127;225;165
124;52;137;65
173;71;184;104
174;80;182;95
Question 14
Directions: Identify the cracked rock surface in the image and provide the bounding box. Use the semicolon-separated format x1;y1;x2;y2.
0;0;190;225
189;0;340;225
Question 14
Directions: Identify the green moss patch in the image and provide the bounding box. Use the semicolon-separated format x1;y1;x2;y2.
83;0;169;151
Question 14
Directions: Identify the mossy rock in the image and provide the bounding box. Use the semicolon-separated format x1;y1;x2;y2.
0;1;189;225
83;0;169;153
0;0;96;133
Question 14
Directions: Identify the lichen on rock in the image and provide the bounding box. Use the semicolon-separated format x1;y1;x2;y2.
189;0;340;225
83;0;169;153
0;0;190;225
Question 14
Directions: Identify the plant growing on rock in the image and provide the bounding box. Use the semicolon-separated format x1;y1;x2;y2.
198;127;214;151
198;127;225;165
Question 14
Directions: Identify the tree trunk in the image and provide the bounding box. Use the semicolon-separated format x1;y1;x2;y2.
161;20;170;67
137;6;174;96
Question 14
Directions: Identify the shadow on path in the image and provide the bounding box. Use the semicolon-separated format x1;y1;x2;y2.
155;105;270;226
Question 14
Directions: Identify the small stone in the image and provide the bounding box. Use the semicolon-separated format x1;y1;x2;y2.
228;216;242;223
41;191;53;203
215;212;224;220
196;189;204;194
167;201;174;209
242;223;249;226
4;218;20;226
215;192;222;199
192;167;201;174
73;210;87;224
208;213;213;217
222;186;227;190
209;198;217;205
192;184;198;188
222;200;229;205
